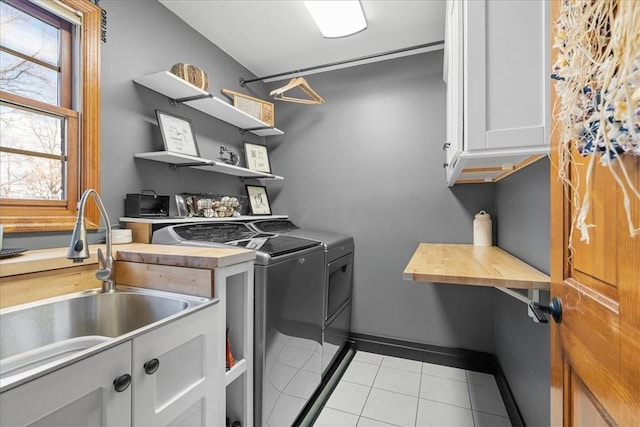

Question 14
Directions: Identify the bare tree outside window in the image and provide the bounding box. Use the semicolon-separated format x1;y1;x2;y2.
1;105;64;200
0;0;101;234
0;0;68;201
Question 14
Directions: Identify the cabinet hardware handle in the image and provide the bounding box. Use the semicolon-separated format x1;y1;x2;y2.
529;296;563;324
113;374;131;392
443;142;451;150
144;358;160;375
443;163;449;168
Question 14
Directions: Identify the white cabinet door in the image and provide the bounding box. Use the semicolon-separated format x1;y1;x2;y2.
481;0;547;151
132;304;223;427
444;0;464;181
0;342;132;427
445;0;549;185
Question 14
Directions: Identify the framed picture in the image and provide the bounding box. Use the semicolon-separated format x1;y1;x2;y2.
155;109;200;157
243;141;272;174
245;185;272;215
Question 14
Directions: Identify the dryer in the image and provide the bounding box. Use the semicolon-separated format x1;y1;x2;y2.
248;219;354;377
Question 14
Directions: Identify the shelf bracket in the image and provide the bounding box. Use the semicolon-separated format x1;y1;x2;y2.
169;93;214;107
239;125;273;135
168;161;212;170
495;287;554;324
240;174;276;182
495;287;541;305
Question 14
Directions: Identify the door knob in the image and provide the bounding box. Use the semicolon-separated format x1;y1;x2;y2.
529;296;562;324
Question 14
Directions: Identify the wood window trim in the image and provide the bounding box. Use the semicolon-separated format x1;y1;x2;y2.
0;0;101;233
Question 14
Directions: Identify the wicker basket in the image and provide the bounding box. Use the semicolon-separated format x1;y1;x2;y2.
176;193;249;218
170;63;209;92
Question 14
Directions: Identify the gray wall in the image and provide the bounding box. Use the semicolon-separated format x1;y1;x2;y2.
495;158;551;427
5;0;268;249
266;52;497;353
3;1;550;421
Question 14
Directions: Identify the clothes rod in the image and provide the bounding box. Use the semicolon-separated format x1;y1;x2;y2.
239;41;444;86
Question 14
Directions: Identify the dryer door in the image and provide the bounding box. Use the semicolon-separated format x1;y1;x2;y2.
326;253;353;324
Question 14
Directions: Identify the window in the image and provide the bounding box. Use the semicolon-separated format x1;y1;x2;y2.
0;0;100;233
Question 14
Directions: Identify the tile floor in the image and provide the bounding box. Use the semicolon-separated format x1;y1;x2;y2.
312;351;512;427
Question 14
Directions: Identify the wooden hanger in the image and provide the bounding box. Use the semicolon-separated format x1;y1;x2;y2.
269;77;325;105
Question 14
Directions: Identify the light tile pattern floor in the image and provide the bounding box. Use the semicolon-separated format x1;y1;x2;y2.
313;351;512;427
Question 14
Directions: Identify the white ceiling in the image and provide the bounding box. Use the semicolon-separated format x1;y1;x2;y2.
159;1;446;82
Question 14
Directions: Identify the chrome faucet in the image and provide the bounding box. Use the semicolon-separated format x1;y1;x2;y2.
67;189;115;293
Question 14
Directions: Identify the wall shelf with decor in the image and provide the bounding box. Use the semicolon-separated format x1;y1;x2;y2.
133;71;284;137
134;151;284;180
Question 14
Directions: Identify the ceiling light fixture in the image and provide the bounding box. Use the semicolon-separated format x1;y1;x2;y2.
303;1;367;39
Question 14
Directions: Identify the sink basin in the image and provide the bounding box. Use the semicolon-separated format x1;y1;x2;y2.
0;287;210;386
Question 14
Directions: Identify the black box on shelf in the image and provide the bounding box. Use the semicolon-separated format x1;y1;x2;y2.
125;192;170;218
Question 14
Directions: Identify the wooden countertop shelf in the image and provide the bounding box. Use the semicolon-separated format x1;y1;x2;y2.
0;243;256;308
0;243;255;278
403;243;550;289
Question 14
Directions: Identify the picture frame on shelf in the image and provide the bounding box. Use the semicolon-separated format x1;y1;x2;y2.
243;141;272;174
155;109;200;157
245;185;272;215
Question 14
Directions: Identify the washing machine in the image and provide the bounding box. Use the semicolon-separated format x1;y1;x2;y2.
152;222;325;427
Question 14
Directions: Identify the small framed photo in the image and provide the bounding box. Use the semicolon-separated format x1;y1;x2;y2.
245;185;272;215
243;141;272;174
155;109;200;157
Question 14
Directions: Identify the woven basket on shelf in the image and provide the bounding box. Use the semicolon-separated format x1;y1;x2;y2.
170;63;209;91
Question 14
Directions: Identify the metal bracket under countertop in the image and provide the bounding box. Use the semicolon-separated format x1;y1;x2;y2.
495;287;547;323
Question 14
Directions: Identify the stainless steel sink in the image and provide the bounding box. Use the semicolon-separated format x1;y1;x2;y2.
0;287;211;387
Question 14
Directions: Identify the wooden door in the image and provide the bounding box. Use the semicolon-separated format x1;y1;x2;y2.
550;1;640;425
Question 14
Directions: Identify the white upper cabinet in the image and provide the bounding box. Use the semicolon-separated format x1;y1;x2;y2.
444;0;550;186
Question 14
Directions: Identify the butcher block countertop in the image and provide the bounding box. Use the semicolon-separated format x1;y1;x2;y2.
403;243;550;289
0;243;255;278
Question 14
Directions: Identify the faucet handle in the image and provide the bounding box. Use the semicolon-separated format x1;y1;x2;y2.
96;267;112;281
95;247;115;291
97;247;106;267
96;248;110;276
97;247;113;268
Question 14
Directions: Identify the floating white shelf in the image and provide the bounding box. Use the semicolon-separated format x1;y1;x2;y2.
134;151;283;180
225;359;247;387
120;215;288;225
134;72;283;137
